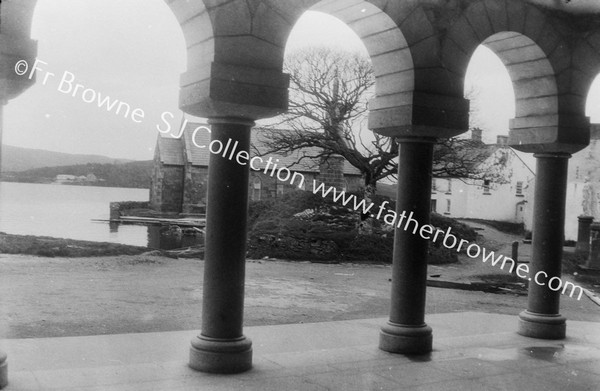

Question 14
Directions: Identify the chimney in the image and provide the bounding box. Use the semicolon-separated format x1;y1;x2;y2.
471;128;482;142
497;135;509;147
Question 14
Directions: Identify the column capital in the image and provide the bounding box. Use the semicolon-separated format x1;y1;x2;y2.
510;114;590;154
179;62;289;121
395;136;437;144
0;34;37;101
533;152;572;159
207;117;255;127
370;92;469;139
578;215;594;222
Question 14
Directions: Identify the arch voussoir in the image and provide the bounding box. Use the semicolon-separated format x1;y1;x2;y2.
447;15;481;58
398;6;435;47
441;37;471;77
522;6;550;43
465;1;494;42
483;0;509;34
252;3;296;49
506;0;528;33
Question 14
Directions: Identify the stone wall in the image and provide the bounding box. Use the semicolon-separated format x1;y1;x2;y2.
152;163;362;212
182;165;208;214
157;166;185;213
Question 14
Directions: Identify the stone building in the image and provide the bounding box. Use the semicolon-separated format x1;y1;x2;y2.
149;123;363;213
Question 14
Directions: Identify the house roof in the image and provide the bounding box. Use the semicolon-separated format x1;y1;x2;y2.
156;136;185;165
430;136;536;180
158;123;361;176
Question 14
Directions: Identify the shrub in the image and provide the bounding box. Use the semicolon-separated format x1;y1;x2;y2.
247;191;477;264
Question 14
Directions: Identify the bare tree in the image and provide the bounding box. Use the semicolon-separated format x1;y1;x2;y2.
432;134;492;180
257;47;493;231
258;48;392;195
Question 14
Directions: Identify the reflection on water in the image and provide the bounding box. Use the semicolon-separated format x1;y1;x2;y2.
146;225;203;250
109;223;203;250
108;223;203;249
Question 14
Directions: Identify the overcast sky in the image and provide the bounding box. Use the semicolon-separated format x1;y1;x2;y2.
4;1;600;161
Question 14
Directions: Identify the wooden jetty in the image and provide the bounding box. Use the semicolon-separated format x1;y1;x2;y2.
94;216;206;228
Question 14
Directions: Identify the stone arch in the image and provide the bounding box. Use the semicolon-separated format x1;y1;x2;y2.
1;0;38;37
165;0;213;74
280;0;416;135
577;31;600;121
310;1;414;103
444;0;590;153
174;0;292;119
0;0;38;100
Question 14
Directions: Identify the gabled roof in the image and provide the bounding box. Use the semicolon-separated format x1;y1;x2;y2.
159;123;361;176
431;137;535;180
156;136;185;165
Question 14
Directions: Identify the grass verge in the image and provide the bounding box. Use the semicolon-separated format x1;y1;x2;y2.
0;232;148;257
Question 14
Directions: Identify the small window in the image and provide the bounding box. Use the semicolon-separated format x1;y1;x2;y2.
432;179;437;192
446;179;452;194
431;199;437;213
483;179;491;194
276;183;284;196
445;199;451;214
252;177;262;201
516;181;523;196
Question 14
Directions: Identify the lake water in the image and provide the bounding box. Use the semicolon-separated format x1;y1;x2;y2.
0;182;159;247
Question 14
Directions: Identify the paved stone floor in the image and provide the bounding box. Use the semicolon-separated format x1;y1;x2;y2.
1;312;599;390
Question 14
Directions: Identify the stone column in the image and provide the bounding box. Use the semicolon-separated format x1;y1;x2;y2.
587;222;600;270
518;153;570;340
189;118;253;373
380;138;434;354
0;102;6;389
0;103;4;173
576;216;594;254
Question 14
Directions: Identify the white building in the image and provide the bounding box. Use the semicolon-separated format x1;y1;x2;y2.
431;133;535;224
55;174;77;183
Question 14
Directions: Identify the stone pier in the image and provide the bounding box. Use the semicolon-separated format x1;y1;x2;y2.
379;138;434;355
576;216;594;254
587;222;600;270
518;153;570;340
188;120;254;373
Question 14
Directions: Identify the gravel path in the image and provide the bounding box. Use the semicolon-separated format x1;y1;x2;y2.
0;253;597;339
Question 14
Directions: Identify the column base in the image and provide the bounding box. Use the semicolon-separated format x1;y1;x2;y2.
517;310;566;340
0;349;7;389
189;335;252;374
379;322;432;355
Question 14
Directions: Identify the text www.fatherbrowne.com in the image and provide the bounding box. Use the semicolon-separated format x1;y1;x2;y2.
163;122;584;301
311;180;584;301
17;58;584;301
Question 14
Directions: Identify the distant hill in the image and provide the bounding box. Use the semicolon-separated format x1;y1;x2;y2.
2;161;153;189
1;144;132;172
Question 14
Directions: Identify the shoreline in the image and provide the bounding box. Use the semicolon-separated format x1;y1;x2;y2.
0;232;148;257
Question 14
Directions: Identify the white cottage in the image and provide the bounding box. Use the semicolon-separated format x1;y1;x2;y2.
431;134;535;224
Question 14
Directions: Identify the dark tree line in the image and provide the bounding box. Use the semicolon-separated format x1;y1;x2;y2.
3;161;153;189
